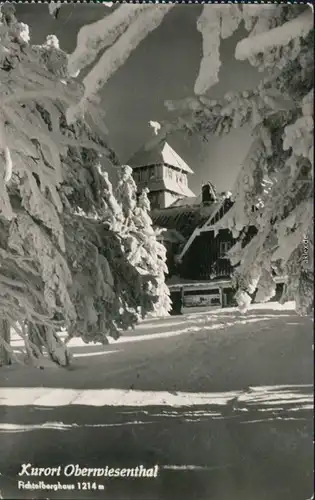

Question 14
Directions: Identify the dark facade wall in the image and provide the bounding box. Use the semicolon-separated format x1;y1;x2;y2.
155;197;257;283
165;242;180;277
180;228;235;280
148;190;164;210
169;291;183;315
202;183;216;204
242;225;258;247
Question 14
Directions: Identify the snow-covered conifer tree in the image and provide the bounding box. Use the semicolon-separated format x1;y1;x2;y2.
145;4;314;315
137;188;172;317
116;167;171;318
0;5;157;367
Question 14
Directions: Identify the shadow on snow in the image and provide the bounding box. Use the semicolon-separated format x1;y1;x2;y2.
0;392;313;500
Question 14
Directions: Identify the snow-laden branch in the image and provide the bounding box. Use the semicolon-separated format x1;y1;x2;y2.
3;147;12;183
48;2;61;18
1;88;75;107
194;5;242;95
0;119;12;183
68;5;174;124
220;4;243;39
67;4;153;77
194;6;221;95
83;5;173;96
235;9;313;60
242;4;278;30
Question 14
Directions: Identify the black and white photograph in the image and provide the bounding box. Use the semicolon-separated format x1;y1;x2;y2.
0;2;314;499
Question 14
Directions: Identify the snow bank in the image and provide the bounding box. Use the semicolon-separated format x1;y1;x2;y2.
0;384;312;408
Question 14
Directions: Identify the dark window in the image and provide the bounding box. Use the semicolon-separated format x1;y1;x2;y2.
202;183;217;204
185;289;221;296
219;241;232;259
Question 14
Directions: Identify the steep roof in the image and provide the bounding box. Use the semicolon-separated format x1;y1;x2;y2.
170;191;233;208
151;202;220;238
129;140;194;174
151;194;234;239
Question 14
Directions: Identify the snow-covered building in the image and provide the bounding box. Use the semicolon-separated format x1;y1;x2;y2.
152;184;236;281
151;185;284;312
128;126;195;210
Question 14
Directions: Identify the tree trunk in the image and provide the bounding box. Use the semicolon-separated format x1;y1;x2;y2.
27;323;71;368
0;319;11;366
28;322;44;357
44;327;71;367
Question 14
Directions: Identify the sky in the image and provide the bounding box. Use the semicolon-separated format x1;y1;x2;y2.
16;3;263;194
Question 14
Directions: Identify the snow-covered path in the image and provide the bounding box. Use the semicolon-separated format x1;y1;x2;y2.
0;303;313;500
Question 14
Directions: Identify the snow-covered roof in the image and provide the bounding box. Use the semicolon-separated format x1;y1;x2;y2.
176;199;234;262
170;191;233;209
129;140;194;174
151;203;219;238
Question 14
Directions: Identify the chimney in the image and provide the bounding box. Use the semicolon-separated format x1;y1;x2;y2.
202;182;217;204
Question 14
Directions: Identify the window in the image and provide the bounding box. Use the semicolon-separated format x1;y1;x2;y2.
155;165;162;179
150;192;160;209
140;169;149;182
219;241;232;259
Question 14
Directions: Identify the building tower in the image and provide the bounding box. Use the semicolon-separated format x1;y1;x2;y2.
128;122;195;210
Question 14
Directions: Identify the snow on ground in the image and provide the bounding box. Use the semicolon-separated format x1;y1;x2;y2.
7;301;298;366
0;384;312;409
0;301;313;500
2;301;313;411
